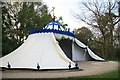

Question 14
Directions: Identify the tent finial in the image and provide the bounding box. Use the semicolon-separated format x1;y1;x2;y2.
68;62;71;69
52;7;55;20
37;63;40;70
49;7;56;20
75;61;79;69
7;62;11;69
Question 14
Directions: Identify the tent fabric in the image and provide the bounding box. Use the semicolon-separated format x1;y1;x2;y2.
72;42;92;61
74;38;105;61
87;47;105;61
54;33;73;40
0;33;75;69
0;59;2;67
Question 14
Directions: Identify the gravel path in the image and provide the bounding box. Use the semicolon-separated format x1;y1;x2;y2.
1;61;118;79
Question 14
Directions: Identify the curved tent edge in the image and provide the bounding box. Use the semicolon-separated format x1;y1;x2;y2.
74;38;105;61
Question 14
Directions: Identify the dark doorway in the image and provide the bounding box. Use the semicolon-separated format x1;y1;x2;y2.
58;39;72;60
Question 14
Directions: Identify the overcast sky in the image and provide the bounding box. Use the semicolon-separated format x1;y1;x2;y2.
43;0;87;31
42;0;119;31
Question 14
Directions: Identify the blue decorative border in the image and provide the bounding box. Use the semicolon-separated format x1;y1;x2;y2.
29;19;75;37
29;29;75;37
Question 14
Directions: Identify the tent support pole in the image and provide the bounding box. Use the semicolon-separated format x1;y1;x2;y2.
72;38;75;61
83;49;87;61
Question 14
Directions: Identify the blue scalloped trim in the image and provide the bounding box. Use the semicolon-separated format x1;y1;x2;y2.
29;29;75;37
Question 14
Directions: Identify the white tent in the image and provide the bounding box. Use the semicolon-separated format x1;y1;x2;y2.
0;19;105;70
0;33;75;69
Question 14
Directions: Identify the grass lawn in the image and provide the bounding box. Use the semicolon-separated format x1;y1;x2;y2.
107;59;120;62
2;69;119;80
69;69;119;78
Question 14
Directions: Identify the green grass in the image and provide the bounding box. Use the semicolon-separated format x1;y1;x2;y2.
2;70;119;80
107;59;120;62
69;69;119;78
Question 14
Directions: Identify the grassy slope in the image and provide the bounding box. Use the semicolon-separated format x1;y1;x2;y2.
107;60;120;62
69;69;119;78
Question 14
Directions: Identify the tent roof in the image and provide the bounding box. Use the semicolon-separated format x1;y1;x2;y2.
29;20;75;37
44;20;65;31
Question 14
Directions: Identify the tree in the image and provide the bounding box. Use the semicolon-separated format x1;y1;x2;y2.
16;2;51;44
74;27;93;46
2;2;18;56
2;2;51;56
0;2;2;57
75;0;119;59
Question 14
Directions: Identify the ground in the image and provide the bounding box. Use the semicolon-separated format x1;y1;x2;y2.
1;61;118;79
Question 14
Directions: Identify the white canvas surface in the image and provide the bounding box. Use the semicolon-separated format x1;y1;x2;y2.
1;33;75;69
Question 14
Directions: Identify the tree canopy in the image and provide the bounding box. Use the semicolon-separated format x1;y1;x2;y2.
2;2;51;56
74;27;93;46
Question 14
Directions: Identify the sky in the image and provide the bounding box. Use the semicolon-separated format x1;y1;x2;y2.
42;0;119;31
43;0;88;31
